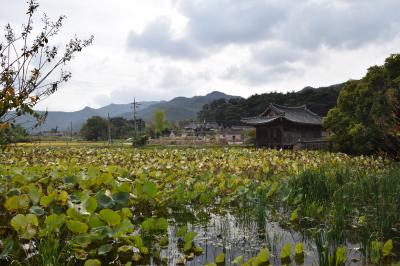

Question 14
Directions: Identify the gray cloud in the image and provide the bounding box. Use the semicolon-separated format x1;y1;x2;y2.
222;63;303;85
3;0;400;111
93;87;168;107
158;66;211;89
251;42;308;65
180;0;286;45
279;0;400;50
127;0;400;60
127;18;203;59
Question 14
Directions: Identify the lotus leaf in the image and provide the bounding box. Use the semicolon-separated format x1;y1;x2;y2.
99;209;121;226
27;185;41;204
40;193;55;207
142;181;157;198
215;252;225;264
295;242;304;255
382;239;393;257
10;214;38;239
112;191;129;205
84;259;101;266
253;248;269;265
84;196;98;214
30;205;45;216
5;194;30;211
97;243;113;255
96;193;114;208
67;220;89;234
280;243;291;260
44;214;65;233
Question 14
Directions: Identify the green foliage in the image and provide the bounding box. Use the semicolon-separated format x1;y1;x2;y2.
10;214;39;239
382;239;393;257
5;194;30;211
97;243;113;255
280;243;291;260
0;146;396;265
254;248;270;265
132;134;148;147
35;237;65;266
99;209;121;226
370;241;382;264
183;231;197;252
110;117;145;139
215;252;225;264
0;125;29;145
142;181;157;199
335;246;346;266
84;259;101;266
153;109;167;137
80;116;108;141
295;242;304;256
324;54;400;159
141;217;168;233
232;255;244;265
67;220;89;234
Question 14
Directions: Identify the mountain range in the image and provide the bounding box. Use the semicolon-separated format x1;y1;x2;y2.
17;91;238;132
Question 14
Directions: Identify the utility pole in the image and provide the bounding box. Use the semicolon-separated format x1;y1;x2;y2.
70;121;73;142
107;113;112;144
131;98;141;138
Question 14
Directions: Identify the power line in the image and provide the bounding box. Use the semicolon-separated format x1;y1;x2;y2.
107;113;112;144
131;98;141;138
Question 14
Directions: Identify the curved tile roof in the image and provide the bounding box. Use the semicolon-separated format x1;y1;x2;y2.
241;103;322;126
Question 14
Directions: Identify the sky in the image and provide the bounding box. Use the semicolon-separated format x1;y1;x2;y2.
1;0;400;111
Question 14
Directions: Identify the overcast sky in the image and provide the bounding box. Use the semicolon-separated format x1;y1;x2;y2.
1;0;399;111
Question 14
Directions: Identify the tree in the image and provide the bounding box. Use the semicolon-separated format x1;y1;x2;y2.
0;0;93;129
109;117;145;139
324;54;400;159
153;109;166;138
80;116;108;141
0;124;29;145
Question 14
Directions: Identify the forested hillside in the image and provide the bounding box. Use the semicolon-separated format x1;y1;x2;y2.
198;83;344;127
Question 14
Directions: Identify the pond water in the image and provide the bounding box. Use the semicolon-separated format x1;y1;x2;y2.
159;211;366;265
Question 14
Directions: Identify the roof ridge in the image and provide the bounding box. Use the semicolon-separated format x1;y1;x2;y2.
271;103;321;118
303;106;320;116
271;103;307;109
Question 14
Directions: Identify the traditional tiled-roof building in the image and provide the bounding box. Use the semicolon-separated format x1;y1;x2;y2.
241;103;323;148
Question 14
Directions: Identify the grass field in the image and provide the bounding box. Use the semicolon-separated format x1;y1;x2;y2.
0;144;399;265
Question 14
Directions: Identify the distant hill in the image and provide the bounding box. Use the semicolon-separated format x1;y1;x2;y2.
16;101;157;132
16;91;239;132
120;91;240;122
198;83;345;127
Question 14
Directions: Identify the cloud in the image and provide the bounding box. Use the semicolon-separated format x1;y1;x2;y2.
127;0;400;63
157;66;211;89
222;63;303;86
251;42;310;65
127;18;203;59
4;0;400;112
93;87;166;106
180;0;286;45
278;0;400;50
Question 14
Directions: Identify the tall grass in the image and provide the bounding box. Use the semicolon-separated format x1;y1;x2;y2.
283;166;400;264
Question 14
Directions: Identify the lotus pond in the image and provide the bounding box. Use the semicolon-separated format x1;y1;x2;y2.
0;146;399;265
